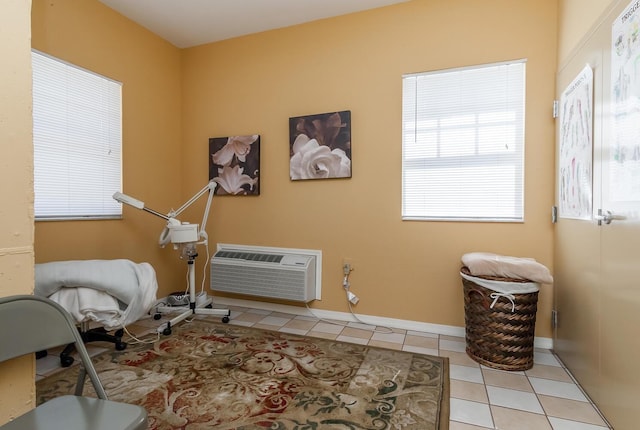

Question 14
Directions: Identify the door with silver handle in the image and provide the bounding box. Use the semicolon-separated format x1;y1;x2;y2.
595;209;626;225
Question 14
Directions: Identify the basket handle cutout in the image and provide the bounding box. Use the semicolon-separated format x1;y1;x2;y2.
468;288;490;310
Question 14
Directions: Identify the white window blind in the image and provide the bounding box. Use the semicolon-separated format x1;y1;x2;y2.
32;50;122;220
402;60;526;222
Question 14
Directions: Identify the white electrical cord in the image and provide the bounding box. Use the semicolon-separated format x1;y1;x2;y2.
342;270;393;334
200;241;210;294
122;325;160;345
304;268;393;334
183;265;190;295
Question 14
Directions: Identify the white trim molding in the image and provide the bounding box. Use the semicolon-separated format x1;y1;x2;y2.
209;296;554;350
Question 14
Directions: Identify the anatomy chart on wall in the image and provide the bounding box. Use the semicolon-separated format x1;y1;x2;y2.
610;0;640;202
559;65;593;219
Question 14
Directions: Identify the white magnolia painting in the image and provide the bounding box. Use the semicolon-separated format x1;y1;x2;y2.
209;135;260;195
289;110;352;180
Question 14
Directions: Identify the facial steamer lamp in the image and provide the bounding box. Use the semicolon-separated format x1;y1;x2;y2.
113;181;230;335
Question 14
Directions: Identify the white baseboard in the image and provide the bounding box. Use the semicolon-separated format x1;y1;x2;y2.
207;296;553;350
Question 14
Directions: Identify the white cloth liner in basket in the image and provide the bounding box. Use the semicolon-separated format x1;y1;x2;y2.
460;271;540;312
460;271;540;294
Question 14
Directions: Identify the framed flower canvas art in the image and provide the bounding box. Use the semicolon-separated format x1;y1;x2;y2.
209;135;260;195
289;110;351;180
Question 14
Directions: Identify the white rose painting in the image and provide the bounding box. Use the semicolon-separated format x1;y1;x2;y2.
209;135;260;195
289;111;352;180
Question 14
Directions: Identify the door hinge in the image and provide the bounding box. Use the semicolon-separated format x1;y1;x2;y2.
552;100;559;119
551;309;558;329
551;205;558;223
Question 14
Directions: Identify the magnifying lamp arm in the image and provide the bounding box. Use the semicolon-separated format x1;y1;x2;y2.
171;181;217;219
114;181;217;246
199;182;217;240
143;206;170;221
113;191;169;221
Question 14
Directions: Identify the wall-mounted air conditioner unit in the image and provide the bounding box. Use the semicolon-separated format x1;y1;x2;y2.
210;244;321;303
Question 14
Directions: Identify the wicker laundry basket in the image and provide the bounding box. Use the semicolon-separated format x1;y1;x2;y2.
461;266;539;371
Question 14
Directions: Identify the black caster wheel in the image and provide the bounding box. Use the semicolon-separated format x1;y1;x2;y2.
153;313;162;320
60;355;74;367
163;327;172;336
114;328;124;337
36;350;48;359
222;316;230;324
115;341;127;351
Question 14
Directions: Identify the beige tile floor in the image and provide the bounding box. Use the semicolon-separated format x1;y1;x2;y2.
37;305;612;430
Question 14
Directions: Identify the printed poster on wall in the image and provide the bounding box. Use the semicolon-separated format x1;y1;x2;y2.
559;65;594;219
611;0;640;202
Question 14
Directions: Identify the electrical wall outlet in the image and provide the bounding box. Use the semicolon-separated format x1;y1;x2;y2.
343;263;352;275
343;258;354;274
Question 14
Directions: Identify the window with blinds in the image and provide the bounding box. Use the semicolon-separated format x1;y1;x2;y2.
402;60;526;222
32;50;123;220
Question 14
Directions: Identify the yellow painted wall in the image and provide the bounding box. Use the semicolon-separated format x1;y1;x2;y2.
182;0;558;335
29;0;558;337
0;0;35;424
31;0;186;294
557;0;616;65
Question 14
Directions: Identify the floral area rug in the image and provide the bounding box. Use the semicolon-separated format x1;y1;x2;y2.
37;320;450;429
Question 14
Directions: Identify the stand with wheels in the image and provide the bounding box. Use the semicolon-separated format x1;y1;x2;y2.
154;252;230;335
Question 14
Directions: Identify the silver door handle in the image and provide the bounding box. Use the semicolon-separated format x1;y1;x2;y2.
595;209;626;225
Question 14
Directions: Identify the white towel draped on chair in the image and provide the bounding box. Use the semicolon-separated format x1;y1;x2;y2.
35;259;158;330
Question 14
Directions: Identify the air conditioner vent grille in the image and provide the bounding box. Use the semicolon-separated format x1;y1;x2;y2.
215;250;284;263
211;266;309;302
211;246;318;303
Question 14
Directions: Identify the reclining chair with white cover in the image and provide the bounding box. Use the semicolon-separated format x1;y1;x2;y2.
35;259;158;367
0;294;148;430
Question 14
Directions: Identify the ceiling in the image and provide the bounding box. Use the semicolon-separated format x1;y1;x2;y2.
98;0;410;48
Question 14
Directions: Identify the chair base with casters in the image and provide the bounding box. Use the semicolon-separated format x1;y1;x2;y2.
0;295;147;430
59;323;127;367
36;324;128;367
